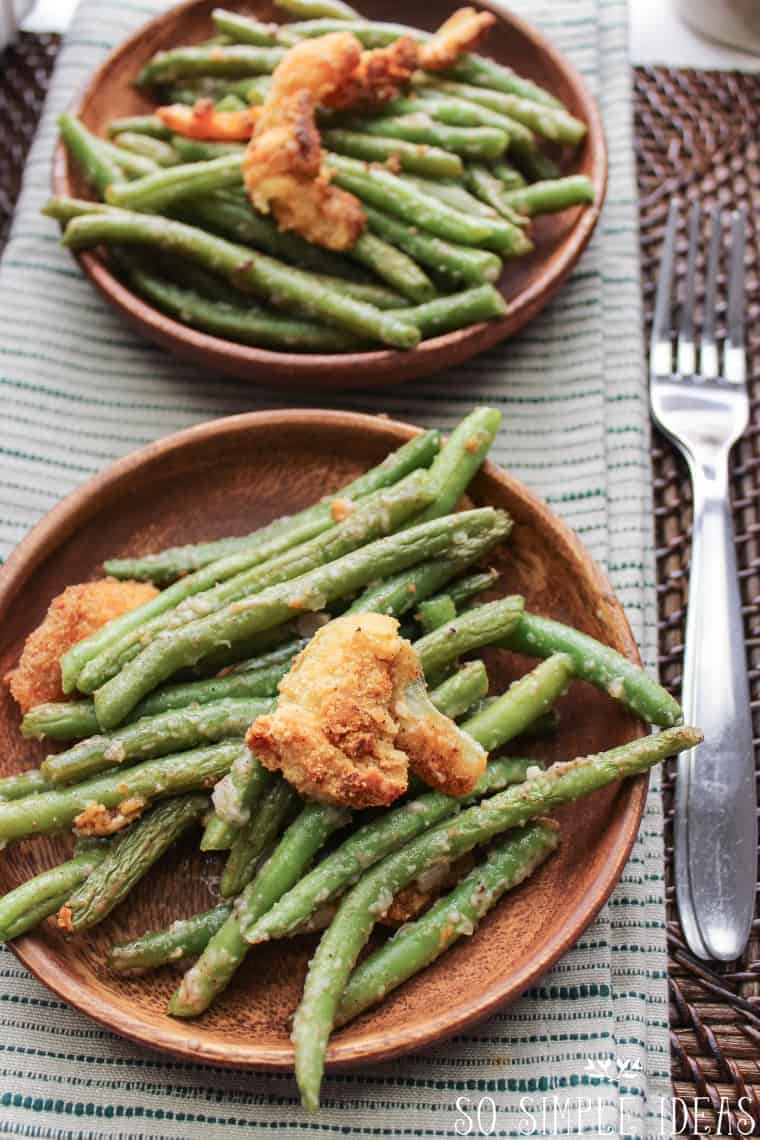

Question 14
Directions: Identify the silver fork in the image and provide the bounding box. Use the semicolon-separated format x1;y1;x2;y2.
650;199;755;962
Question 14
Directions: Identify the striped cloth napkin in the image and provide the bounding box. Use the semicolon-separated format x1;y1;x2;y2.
0;1;669;1136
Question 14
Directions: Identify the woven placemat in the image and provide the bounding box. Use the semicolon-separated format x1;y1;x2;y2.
635;66;760;1136
0;32;758;1133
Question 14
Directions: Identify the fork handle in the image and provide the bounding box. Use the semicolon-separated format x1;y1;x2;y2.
675;452;756;961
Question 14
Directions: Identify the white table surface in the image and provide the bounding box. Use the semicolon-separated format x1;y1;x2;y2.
19;0;760;68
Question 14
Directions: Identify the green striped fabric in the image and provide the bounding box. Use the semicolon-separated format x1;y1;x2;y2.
0;0;669;1135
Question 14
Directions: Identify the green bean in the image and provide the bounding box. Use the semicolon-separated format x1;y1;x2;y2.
180;191;370;282
0;768;49;802
170;138;245;162
336;822;558;1025
0;849;108;943
446;569;499;607
402;174;500;219
112;132;180;167
63;212;421;349
347;545;504;620
0;740;241;846
509;141;561;182
414;597;526;677
96;138;159;179
211;9;282;46
42;197;123;225
342;113;507;161
119;260;366;351
60;795;207;932
243;755;528;949
321;129;462;178
347;230;435;304
334;153;501;251
465;164;530;226
414;92;536;152
293;724;701;1109
93;509;508;730
501;176;595;216
169;800;349;1017
78;472;431;693
490;159;526;191
40;697;272;787
136;659;289;710
58;114;122;197
242;755;529;953
426;80;587;145
107;115;172;139
502;612;683;727
136;45;285;87
236;75;272;102
417;594;456;634
418;406;501;522
22;656;295;743
398;285;507;338
105;430;439;585
164;84;219;106
106;153;244;212
220;778;300;897
108;894;337;972
201;746;271;851
429;660;489;720
334;153;529;254
463;654;572;750
108;902;232;972
444;55;562;110
214;92;249;112
363;205;501;285
178;202;414;308
180;624;301;678
276;17;419;45
275;0;359;17
225;637;308;674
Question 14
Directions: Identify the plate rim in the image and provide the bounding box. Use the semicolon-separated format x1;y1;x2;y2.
0;408;646;1070
51;0;608;386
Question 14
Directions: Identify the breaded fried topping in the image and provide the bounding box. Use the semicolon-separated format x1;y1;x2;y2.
5;579;158;712
246;612;487;808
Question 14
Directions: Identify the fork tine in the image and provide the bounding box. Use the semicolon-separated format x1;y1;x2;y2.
724;208;746;385
650;199;679;377
700;206;722;380
676;201;700;376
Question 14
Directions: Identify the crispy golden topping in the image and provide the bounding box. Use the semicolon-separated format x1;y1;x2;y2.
329;497;355;522
245;612;487;808
418;7;496;70
56;904;74;933
242;46;366;251
73;797;146;837
240;10;496;246
5;579;158;713
156;99;259;140
324;36;419;111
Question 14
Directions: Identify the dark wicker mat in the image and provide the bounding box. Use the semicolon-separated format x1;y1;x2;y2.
0;32;758;1133
636;67;760;1137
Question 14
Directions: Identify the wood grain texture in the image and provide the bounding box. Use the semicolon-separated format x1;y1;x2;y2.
51;0;607;388
0;410;645;1069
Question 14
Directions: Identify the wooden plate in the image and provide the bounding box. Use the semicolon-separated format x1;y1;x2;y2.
0;410;644;1069
52;0;607;388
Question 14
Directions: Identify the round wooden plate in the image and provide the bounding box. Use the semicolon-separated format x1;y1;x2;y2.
52;0;607;388
0;410;644;1070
